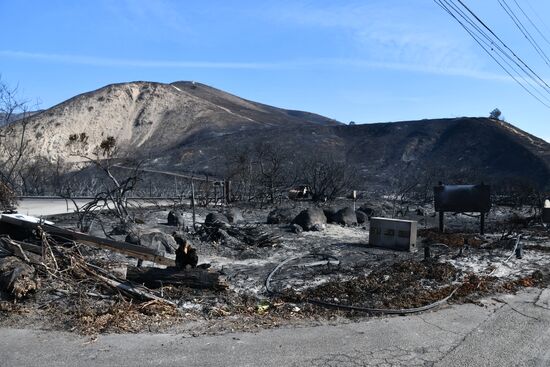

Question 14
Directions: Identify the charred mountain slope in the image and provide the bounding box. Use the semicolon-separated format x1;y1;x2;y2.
167;116;550;188
1;81;548;189
333;118;550;187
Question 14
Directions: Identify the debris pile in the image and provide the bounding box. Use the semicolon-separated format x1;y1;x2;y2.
284;260;460;310
0;256;39;299
268;252;547;313
0;219;227;334
199;222;281;249
0;199;548;335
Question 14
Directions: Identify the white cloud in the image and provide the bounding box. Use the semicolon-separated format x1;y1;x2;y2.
268;1;486;74
310;58;512;82
0;49;517;81
0;50;278;69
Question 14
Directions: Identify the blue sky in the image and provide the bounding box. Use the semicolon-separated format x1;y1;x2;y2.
1;0;550;141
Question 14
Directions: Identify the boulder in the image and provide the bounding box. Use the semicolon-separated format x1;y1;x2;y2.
323;207;339;223
311;223;326;231
356;210;369;224
172;231;190;243
224;208;244;224
333;207;357;226
109;222;136;235
216;228;243;248
358;205;376;219
292;208;327;231
138;232;178;254
125;231;141;245
267;208;295;224
167;210;185;228
205;212;230;229
290;223;303;234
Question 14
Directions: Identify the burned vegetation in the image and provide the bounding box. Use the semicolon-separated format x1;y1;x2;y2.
0;78;549;335
0;177;549;336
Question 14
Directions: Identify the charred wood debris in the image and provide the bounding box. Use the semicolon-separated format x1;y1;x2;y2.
0;214;230;333
0;209;287;334
0;197;549;335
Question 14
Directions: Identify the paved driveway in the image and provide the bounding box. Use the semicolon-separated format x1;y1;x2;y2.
1;288;549;366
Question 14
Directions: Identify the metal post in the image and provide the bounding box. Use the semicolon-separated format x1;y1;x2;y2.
439;211;444;232
424;245;431;259
515;241;523;259
191;179;196;230
214;184;218;206
225;180;231;204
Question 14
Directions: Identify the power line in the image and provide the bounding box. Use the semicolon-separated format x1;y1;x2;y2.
524;0;550;45
439;0;549;99
456;0;550;91
436;0;550;105
434;0;550;108
498;0;550;68
441;0;550;107
513;0;550;48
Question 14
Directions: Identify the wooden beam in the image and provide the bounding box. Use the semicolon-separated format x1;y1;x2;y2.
127;266;225;289
92;271;177;306
0;216;175;267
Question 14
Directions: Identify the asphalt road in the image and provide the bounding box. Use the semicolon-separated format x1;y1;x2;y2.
15;198;175;217
1;288;549;366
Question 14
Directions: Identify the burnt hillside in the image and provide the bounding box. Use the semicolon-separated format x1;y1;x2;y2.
1;81;548;189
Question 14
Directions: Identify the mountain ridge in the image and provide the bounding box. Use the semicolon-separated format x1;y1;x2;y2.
1;80;549;189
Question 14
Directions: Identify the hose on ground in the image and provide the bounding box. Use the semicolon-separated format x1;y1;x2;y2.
265;252;459;315
267;235;523;315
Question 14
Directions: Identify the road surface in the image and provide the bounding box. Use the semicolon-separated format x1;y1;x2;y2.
15;198;176;217
1;288;549;366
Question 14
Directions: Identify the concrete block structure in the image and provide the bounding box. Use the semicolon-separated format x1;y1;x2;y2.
369;217;417;251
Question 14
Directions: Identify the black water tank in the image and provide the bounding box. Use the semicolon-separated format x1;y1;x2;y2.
434;184;491;213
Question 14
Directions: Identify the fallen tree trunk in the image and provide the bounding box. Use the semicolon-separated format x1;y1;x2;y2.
0;215;175;266
127;267;225;290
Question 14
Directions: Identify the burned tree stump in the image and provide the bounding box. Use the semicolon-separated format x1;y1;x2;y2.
0;256;39;299
175;238;198;269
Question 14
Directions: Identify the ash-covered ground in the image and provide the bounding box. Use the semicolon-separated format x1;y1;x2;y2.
1;199;549;336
